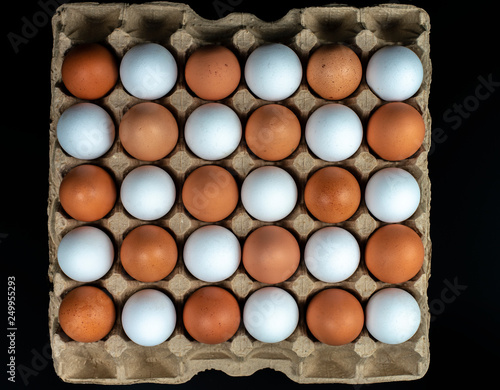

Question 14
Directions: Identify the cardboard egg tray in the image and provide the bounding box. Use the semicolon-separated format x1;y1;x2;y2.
48;1;432;385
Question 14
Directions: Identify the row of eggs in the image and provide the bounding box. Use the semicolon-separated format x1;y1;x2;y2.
61;41;424;103
59;284;420;348
58;163;420;225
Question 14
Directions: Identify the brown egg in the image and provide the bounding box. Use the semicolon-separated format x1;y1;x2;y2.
306;44;362;100
306;288;364;346
304;166;360;223
367;102;425;161
365;224;424;284
58;286;116;342
182;165;239;222
243;226;300;284
120;225;178;282
119;102;178;161
245;104;301;161
61;43;118;100
185;45;241;101
59;164;116;222
183;286;241;344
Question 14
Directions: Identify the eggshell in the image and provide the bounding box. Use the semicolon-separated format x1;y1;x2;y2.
245;104;301;161
241;166;297;222
58;286;115;343
59;164;117;222
305;103;363;162
365;224;424;284
184;103;242;160
183;225;241;283
120;165;176;221
243;287;299;343
242;226;300;284
306;44;362;100
121;289;176;347
366;45;423;101
364;167;420;223
244;43;302;101
183;286;241;344
61;43;118;100
120;42;177;100
304;166;360;223
367;102;425;161
365;287;421;344
119;102;178;161
182;165;239;222
304;227;360;283
306;288;364;346
57;102;115;160
120;225;178;282
185;45;241;100
57;226;114;282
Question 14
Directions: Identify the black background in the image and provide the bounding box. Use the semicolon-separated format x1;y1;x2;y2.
2;0;499;389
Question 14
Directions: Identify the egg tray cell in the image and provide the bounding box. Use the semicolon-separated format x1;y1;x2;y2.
48;1;432;385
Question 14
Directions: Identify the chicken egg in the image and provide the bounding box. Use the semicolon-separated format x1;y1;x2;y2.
121;289;177;347
184;103;242;160
365;287;421;344
182;165;239;222
305;103;363;162
245;104;301;161
185;45;241;101
304;227;360;283
365;167;420;223
183;286;241;344
57;102;115;160
365;224;424;284
306;288;364;346
59;164;116;222
58;286;115;343
61;43;118;100
306;44;362;100
119;102;178;161
367;102;425;161
242;226;300;284
120;165;176;221
244;43;302;101
183;225;241;283
243;287;299;343
366;45;423;101
304;166;361;223
57;226;114;283
241;166;297;222
120;42;177;100
120;225;178;282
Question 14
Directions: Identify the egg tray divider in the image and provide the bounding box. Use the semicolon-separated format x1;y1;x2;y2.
48;1;432;385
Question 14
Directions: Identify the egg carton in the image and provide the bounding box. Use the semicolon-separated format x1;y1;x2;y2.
48;1;432;385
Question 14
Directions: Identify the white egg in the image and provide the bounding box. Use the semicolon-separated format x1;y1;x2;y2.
120;165;176;221
241;166;297;222
365;287;421;344
183;225;241;282
56;102;115;160
184;103;242;160
244;43;302;101
365;167;420;223
366;45;424;101
243;287;299;343
57;226;114;282
121;289;177;347
305;103;363;162
120;42;177;100
304;227;360;283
